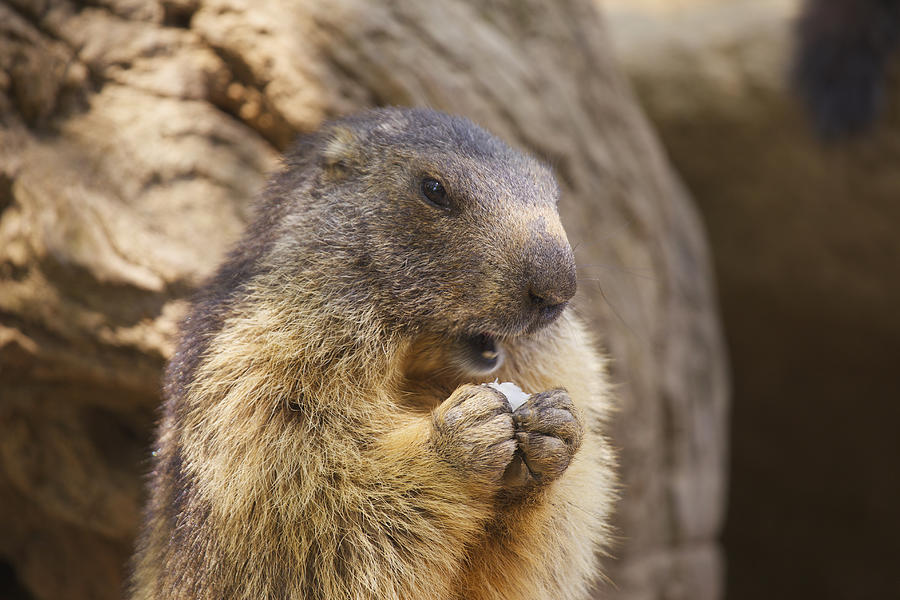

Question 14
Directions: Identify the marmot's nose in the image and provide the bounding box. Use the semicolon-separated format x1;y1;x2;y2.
524;248;577;320
528;287;571;310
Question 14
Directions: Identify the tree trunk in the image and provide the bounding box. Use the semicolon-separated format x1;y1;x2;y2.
0;1;728;598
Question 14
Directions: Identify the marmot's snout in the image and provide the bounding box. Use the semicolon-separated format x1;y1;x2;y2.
447;234;576;377
527;274;575;309
522;237;577;328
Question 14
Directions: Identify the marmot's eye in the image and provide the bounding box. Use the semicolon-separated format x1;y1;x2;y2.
420;177;449;208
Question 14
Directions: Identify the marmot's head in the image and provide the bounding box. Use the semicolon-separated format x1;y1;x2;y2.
274;108;575;375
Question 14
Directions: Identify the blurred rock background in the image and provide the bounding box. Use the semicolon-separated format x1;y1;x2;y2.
604;0;900;598
6;0;897;598
0;1;729;599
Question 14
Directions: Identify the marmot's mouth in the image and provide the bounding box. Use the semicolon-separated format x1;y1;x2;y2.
456;332;503;375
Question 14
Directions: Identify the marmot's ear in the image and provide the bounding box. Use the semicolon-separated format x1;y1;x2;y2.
321;126;360;177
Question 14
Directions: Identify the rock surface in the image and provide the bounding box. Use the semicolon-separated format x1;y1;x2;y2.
605;1;900;598
0;1;729;598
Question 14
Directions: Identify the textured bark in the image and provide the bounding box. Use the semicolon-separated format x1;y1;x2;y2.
0;1;728;599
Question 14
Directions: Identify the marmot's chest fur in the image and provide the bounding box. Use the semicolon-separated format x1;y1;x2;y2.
131;107;616;600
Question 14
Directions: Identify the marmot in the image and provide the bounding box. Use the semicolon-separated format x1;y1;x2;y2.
130;107;616;600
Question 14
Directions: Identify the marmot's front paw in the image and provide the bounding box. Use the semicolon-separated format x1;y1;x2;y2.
432;384;517;486
502;388;583;491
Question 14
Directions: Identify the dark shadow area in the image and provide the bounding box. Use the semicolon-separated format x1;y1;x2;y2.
669;109;900;599
0;560;33;600
720;279;900;600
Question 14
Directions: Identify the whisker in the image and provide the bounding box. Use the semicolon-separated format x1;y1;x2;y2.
578;270;656;283
578;263;656;280
591;283;645;343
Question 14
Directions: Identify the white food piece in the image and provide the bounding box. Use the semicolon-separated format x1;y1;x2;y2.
487;380;531;411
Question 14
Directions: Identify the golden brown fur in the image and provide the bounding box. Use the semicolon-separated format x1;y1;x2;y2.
131;108;616;600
